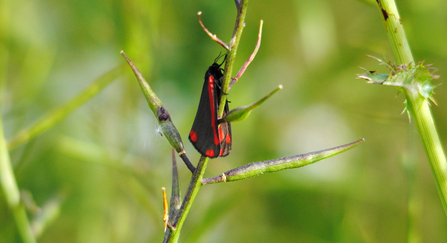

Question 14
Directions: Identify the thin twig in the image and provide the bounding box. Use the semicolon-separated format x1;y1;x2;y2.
198;11;230;51
234;0;240;9
218;0;250;118
179;152;195;173
230;20;263;89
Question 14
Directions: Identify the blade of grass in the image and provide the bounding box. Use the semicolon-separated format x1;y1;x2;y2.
7;64;126;150
0;116;36;243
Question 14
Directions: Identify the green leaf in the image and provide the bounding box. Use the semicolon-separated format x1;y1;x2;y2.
358;57;439;119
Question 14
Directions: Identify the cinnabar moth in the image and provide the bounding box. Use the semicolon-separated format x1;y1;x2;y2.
189;54;232;158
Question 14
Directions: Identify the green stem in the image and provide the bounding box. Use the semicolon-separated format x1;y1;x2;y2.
163;156;209;243
377;0;413;64
219;0;249;117
406;91;447;214
0;117;36;243
164;2;251;242
378;0;447;214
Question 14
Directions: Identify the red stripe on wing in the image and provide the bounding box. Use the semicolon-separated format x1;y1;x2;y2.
207;76;220;146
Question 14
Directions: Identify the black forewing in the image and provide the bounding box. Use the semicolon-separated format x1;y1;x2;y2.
189;63;223;158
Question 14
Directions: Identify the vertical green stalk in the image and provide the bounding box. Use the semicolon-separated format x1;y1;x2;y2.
378;0;447;214
219;0;249;117
164;156;209;243
377;0;413;64
405;90;447;214
163;1;251;241
0;117;36;243
163;1;251;242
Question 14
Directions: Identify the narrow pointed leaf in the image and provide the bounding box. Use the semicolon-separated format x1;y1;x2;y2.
169;149;181;220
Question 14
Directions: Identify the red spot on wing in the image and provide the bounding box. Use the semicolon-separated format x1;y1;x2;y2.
218;126;225;143
207;76;219;146
190;130;198;142
225;132;231;144
205;149;215;157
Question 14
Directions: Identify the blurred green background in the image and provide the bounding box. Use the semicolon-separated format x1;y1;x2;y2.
2;0;447;242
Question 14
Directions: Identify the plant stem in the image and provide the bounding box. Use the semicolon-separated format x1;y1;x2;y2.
377;0;413;64
0;117;36;243
164;1;254;241
406;91;447;214
163;156;209;243
219;0;249;117
377;0;447;214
